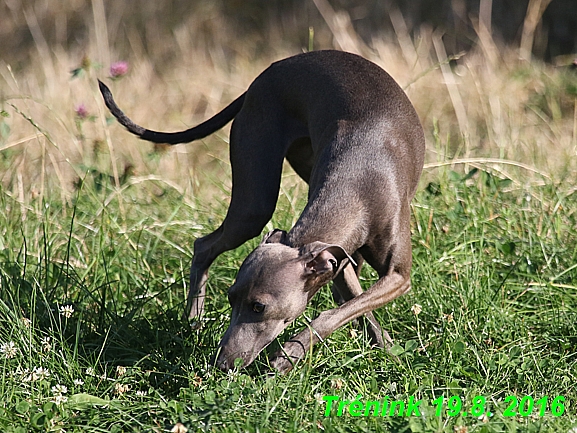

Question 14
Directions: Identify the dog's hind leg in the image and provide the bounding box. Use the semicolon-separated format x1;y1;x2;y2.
185;113;288;319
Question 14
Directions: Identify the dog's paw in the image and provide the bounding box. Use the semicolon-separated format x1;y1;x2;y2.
269;355;295;375
269;338;309;374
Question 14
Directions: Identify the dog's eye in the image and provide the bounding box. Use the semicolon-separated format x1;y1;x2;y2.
252;302;265;313
329;258;338;272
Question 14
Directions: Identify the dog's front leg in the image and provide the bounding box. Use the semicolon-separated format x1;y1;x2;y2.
269;272;410;374
332;264;391;349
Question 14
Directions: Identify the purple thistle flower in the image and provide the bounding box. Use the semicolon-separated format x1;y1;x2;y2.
110;61;129;78
75;103;89;119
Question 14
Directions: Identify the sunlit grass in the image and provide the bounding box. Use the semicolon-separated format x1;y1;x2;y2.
1;162;576;431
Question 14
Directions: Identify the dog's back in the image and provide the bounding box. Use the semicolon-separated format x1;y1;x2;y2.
242;50;425;199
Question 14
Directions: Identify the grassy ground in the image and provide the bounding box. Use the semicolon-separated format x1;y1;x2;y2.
1;145;576;432
1;7;577;431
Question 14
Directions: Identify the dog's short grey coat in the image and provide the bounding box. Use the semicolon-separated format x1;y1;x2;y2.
99;50;425;373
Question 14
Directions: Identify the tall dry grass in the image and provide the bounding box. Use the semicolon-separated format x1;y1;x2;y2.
0;0;576;210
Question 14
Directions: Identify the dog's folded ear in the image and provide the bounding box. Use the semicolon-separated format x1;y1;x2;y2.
299;242;356;278
261;229;288;245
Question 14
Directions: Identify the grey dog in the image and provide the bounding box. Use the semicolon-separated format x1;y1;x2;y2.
98;50;425;373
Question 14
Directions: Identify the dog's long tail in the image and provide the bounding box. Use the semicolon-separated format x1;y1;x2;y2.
98;80;246;145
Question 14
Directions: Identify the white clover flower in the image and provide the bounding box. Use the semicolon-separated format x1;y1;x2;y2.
330;378;344;390
192;374;202;387
32;366;50;381
170;423;188;433
314;393;325;404
59;305;74;318
136;390;146;397
0;341;18;359
114;383;130;395
73;379;84;386
116;366;127;377
411;303;423;316
51;384;68;395
18;367;31;382
52;394;68;405
41;337;52;353
478;413;489;423
86;367;96;376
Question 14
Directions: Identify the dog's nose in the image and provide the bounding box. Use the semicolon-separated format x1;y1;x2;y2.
212;351;229;371
214;351;244;372
216;358;232;372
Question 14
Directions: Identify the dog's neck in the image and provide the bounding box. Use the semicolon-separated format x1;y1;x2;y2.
286;130;385;253
286;182;366;253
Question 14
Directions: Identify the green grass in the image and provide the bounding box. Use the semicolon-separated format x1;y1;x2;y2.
0;161;576;432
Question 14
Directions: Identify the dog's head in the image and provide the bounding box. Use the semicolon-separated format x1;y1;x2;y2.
215;229;352;371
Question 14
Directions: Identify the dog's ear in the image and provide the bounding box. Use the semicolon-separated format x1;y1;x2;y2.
261;229;288;245
299;242;356;277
